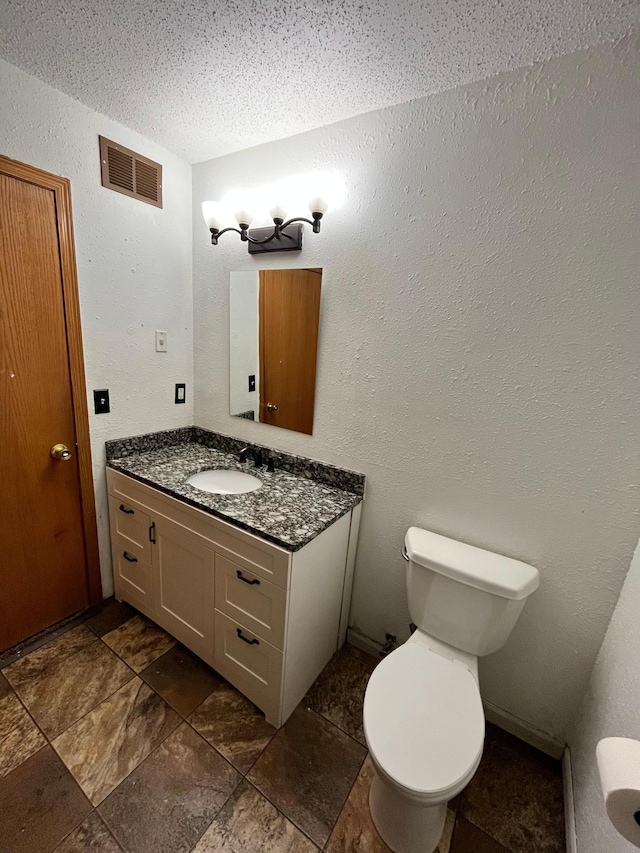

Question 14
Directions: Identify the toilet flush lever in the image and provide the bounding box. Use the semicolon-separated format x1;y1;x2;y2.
401;546;409;562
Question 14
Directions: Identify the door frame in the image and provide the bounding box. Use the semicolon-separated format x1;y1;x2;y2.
1;154;102;607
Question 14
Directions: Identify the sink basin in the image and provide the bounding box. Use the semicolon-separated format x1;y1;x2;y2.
185;469;262;495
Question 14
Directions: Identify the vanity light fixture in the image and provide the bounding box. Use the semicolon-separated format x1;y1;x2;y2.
202;197;328;254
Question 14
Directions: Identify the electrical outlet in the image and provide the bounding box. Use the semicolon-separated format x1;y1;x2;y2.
175;383;186;404
93;389;110;414
155;330;168;352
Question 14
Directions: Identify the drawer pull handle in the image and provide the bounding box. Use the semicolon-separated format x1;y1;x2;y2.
236;628;259;646
119;504;134;515
149;522;156;544
123;551;138;563
236;570;260;586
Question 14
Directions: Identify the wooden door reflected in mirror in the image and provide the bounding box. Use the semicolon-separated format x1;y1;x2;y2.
229;269;322;435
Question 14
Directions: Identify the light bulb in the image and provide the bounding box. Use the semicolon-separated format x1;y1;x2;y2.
202;201;225;230
308;196;329;215
269;204;287;221
235;209;253;227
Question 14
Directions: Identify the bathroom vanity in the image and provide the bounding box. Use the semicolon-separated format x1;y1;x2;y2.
106;427;364;728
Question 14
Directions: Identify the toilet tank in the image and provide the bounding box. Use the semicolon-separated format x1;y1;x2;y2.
405;527;540;657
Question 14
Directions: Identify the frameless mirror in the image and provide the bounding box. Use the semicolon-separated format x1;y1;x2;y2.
230;269;322;435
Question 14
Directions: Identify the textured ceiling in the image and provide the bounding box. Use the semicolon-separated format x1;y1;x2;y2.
0;0;637;163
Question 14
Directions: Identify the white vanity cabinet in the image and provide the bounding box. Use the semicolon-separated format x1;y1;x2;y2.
106;468;361;727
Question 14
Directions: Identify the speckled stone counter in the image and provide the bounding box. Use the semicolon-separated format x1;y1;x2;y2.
106;428;365;552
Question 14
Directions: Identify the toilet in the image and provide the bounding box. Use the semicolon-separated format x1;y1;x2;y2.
363;526;540;853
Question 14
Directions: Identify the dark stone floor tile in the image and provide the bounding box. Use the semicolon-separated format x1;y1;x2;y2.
449;794;461;812
99;723;241;853
451;817;510;852
0;745;91;853
53;812;123;852
85;600;137;638
102;615;176;673
3;626;132;739
326;756;391;853
326;756;455;853
248;705;366;847
0;675;46;778
344;643;380;671
192;779;318;852
190;682;275;773
52;677;180;805
141;644;222;717
0;610;91;671
305;645;372;744
0;671;12;699
459;724;565;853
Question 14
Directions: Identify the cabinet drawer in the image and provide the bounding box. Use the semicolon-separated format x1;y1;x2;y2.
108;495;152;561
213;611;283;721
112;535;153;609
215;555;287;650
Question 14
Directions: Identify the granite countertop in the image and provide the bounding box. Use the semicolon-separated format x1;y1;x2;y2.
107;441;363;552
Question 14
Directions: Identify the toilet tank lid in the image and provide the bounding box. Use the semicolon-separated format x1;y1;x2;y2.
405;527;540;601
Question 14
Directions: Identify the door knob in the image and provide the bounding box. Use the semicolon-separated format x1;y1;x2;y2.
266;402;279;412
50;443;72;460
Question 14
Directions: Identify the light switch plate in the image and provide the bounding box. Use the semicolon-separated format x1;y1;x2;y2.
175;383;186;404
93;389;110;414
155;330;168;352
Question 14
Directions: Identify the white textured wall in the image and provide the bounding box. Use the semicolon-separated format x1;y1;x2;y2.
570;536;640;851
193;37;640;743
1;59;194;596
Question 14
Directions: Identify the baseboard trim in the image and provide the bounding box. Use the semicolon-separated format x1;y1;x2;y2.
346;627;384;658
483;700;564;759
563;747;578;853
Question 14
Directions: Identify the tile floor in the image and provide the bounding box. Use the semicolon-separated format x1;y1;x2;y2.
0;600;566;852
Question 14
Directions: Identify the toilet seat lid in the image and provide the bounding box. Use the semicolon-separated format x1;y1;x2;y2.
363;643;485;797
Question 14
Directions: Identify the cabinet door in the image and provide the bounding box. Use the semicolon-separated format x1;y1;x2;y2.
152;516;215;663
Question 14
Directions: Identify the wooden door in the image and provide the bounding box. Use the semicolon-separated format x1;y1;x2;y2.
0;156;100;652
152;516;215;661
259;269;321;434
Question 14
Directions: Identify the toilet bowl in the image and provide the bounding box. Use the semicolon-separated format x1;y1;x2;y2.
363;526;540;853
364;634;484;853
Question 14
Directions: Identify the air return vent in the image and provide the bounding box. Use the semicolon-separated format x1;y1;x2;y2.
99;136;162;208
